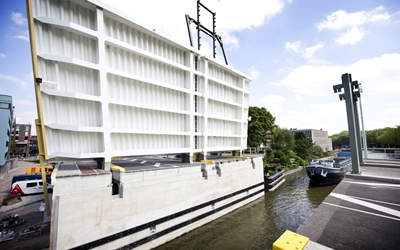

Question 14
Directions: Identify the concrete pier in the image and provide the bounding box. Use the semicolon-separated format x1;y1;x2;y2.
297;159;400;249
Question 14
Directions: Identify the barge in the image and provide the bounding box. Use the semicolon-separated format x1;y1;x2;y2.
306;156;352;186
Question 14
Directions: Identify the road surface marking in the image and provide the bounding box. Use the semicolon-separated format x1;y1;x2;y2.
330;193;400;218
344;195;400;208
323;202;400;222
341;181;400;188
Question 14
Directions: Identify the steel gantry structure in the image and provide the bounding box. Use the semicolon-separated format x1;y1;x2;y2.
333;73;364;174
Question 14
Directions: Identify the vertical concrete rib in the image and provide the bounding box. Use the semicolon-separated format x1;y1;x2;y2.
96;7;111;169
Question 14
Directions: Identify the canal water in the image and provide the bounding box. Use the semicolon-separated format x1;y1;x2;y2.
155;168;336;250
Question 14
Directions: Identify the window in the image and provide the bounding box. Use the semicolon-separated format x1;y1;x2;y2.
39;182;43;186
0;102;10;109
27;182;38;187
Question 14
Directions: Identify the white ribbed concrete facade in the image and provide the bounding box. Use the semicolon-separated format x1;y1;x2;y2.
29;0;251;164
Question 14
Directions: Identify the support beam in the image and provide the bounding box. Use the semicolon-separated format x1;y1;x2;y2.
27;0;50;216
334;73;361;174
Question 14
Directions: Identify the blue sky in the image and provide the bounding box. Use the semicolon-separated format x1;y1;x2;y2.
1;0;399;136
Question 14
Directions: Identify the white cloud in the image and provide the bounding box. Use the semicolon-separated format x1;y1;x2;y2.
303;43;324;58
369;6;392;22
11;35;29;42
211;0;285;31
261;94;286;103
248;66;260;80
103;0;286;52
317;6;392;45
266;53;400;134
285;41;301;52
11;12;27;26
285;41;324;59
14;99;36;106
26;71;33;82
353;53;400;94
0;73;28;89
0;53;6;58
335;26;366;45
7;24;29;42
294;94;302;101
260;94;286;113
317;10;367;31
271;53;400;97
222;33;239;50
263;103;283;113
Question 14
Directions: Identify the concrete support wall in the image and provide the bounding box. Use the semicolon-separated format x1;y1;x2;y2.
51;156;264;249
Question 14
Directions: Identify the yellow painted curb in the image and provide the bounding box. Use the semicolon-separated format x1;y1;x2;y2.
223;156;249;159
111;164;125;172
273;230;309;250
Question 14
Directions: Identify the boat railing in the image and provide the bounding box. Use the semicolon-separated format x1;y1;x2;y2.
333;158;352;168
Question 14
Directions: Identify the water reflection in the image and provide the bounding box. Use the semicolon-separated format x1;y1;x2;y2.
155;169;336;250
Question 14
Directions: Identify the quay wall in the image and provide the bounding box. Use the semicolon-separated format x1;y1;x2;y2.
51;156;264;249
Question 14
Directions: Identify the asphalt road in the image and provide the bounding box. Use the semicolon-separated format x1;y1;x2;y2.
298;160;400;250
0;160;49;249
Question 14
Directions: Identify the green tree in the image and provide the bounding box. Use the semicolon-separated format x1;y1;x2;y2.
330;130;349;149
367;128;390;147
9;136;17;155
313;145;324;156
331;126;400;149
273;128;294;152
247;106;276;148
293;132;314;160
376;126;400;147
264;148;274;165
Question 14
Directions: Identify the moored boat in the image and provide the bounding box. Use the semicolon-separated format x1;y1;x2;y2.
306;157;352;186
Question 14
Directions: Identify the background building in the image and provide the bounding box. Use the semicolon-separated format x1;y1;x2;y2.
10;123;32;158
0;95;13;166
290;128;332;152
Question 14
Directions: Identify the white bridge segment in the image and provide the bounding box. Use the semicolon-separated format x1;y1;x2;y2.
30;0;251;163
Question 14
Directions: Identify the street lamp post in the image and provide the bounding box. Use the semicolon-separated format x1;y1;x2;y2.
359;84;368;159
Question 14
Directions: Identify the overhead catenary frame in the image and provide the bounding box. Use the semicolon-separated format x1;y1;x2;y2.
185;0;228;65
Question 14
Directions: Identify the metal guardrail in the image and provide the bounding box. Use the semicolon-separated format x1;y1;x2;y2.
366;148;400;159
265;169;285;191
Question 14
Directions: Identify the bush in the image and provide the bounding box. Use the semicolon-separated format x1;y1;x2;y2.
288;163;299;170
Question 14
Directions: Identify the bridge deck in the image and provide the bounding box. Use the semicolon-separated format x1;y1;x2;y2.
297;159;400;249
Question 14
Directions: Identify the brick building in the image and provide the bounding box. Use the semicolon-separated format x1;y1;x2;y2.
11;123;32;158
